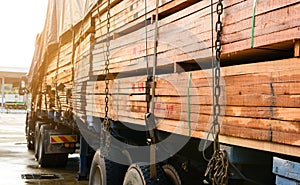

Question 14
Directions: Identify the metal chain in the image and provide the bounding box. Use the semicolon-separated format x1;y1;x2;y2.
100;0;111;156
205;1;229;185
214;0;223;150
205;150;229;184
104;0;110;121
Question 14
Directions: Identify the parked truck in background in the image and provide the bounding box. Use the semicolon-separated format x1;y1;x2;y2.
3;94;26;110
22;0;300;184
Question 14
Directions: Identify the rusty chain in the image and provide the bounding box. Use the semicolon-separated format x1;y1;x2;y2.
205;150;229;184
205;1;229;184
99;0;111;156
104;0;111;122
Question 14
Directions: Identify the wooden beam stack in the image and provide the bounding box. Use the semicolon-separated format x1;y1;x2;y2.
37;0;300;156
91;0;300;75
84;58;300;149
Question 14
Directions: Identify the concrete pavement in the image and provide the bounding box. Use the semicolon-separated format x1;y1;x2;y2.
0;112;89;185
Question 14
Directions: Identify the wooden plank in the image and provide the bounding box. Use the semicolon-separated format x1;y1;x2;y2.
156;124;300;157
223;27;300;55
220;135;300;158
272;131;300;147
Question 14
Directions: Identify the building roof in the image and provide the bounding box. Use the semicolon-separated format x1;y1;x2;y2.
0;67;28;79
0;67;28;73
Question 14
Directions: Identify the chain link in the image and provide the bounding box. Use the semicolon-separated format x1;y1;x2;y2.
205;1;229;184
99;0;111;156
205;150;229;184
213;0;223;151
105;0;111;120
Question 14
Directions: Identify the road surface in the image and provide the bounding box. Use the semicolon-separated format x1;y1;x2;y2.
0;112;89;185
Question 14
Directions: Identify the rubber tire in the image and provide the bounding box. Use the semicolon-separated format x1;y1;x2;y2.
123;163;168;185
26;120;35;150
89;150;127;185
37;125;68;167
163;164;182;185
34;121;46;159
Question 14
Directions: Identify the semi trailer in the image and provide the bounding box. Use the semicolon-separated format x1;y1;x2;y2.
22;0;300;184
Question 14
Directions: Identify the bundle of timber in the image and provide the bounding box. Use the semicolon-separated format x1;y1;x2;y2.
40;31;75;112
73;81;89;120
222;0;300;54
87;58;300;150
74;33;95;82
67;0;300;155
156;57;300;149
71;13;97;116
85;76;149;124
72;30;96;119
91;0;300;74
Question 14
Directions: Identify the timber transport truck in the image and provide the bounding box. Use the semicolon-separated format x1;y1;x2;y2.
22;0;300;184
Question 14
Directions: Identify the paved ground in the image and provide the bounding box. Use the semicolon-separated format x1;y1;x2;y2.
0;112;89;185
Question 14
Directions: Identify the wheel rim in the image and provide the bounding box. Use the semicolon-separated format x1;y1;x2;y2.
38;134;43;163
34;132;39;151
123;166;145;185
92;165;102;185
26;127;30;145
163;164;181;185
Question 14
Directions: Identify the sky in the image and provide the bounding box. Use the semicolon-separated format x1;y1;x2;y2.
0;1;48;70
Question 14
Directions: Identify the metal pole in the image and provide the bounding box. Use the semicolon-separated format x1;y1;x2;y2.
1;77;5;111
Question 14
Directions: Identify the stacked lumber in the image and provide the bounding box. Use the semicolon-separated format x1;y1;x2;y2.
72;80;88;121
72;31;96;119
38;31;75;112
74;33;95;82
55;33;74;111
91;0;300;75
85;58;300;150
222;0;300;53
92;0;207;75
92;0;173;39
72;36;94;119
57;0;300;155
85;76;149;123
157;58;300;149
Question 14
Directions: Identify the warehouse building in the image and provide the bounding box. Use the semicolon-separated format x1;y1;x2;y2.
0;67;27;110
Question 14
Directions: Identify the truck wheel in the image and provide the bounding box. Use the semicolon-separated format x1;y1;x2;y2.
34;121;45;159
89;150;127;185
123;163;168;185
26;127;34;150
162;164;182;185
34;131;40;159
37;125;68;167
26;120;35;150
37;130;51;167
